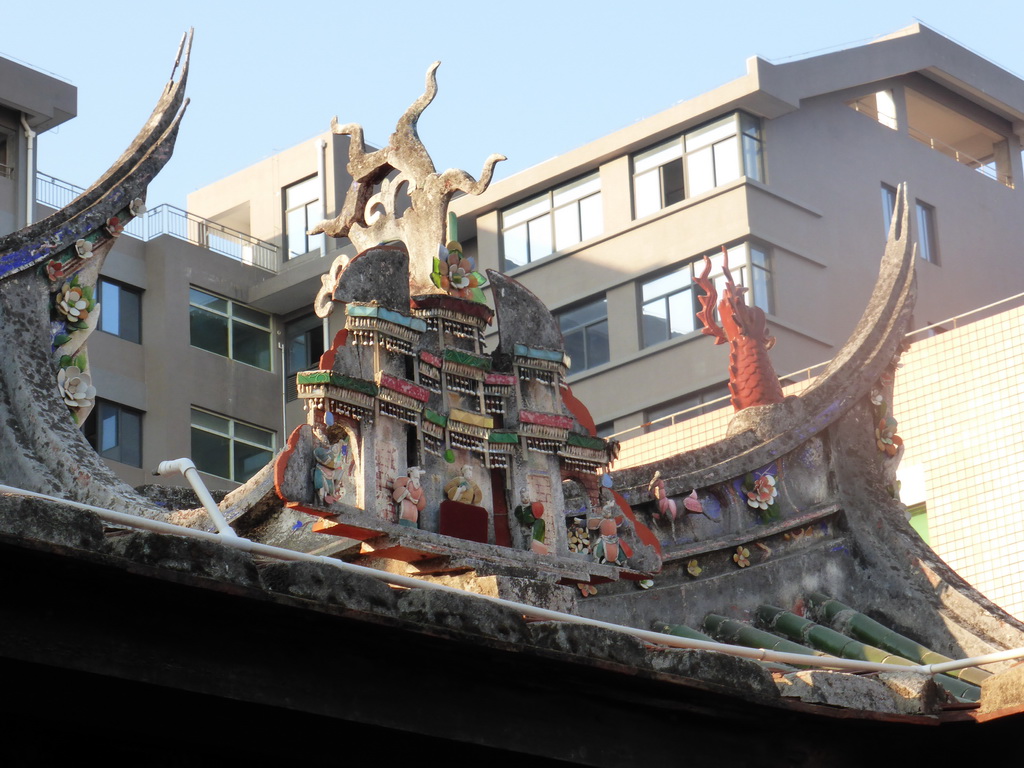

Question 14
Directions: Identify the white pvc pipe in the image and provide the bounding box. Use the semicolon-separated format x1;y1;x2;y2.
20;115;36;227
2;482;1023;677
153;459;239;539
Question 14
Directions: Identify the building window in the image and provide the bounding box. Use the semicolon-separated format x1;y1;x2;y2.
97;278;142;343
501;173;602;269
881;184;897;237
83;399;142;468
916;201;939;264
284;176;325;259
558;297;609;375
191;408;274;483
640;242;772;348
633;112;763;219
848;90;898;130
189;287;272;370
285;314;325;401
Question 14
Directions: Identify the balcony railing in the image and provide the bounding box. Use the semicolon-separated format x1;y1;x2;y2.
35;172;279;272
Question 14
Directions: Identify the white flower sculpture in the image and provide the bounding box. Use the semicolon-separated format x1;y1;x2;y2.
55;283;93;323
130;197;147;217
57;366;96;409
74;239;94;258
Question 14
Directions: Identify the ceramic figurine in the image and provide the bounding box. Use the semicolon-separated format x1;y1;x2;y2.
513;488;548;554
588;498;628;567
444;465;483;505
393;466;427;528
312;425;348;506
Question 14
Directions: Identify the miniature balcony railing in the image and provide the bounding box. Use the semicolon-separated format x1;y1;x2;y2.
36;172;280;272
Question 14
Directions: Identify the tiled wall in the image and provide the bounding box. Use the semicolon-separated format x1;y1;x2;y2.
611;300;1024;619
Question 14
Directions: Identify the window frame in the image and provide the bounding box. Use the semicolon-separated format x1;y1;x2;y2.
557;296;610;376
916;200;939;264
189;287;273;371
639;241;773;349
632;112;763;219
83;399;143;468
190;407;275;483
500;172;602;269
284;175;325;260
97;277;142;343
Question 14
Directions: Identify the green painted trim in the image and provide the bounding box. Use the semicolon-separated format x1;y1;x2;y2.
567;433;606;450
488;431;520;444
423;408;448;427
297;370;378;397
443;348;492;371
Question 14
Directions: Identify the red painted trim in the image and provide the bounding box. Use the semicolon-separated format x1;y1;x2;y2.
484;372;516;386
559;383;597;436
378;373;431;402
519;410;574;429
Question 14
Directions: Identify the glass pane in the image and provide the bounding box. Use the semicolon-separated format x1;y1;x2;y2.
634;171;661;218
100;281;120;335
99;405;118;454
191;409;230;434
668;290;695;336
634;140;682;174
503;224;529;268
190;307;229;357
686;147;715;197
740;112;761;138
563;328;585;374
713;136;741;185
663;161;685;205
192;428;231;479
189;288;226;314
685;116;736;151
120;287;141;344
235;422;274;448
286;206;308;258
751;265;771;312
553;174;600;206
585;320;609;368
642;300;669;346
235;443;272;483
554;203;581;251
742;134;763;182
286;176;319;207
120;409;142;468
503;195;549;228
232;321;271;370
579;194;602;241
528;213;552;260
559;299;606;331
233;304;270;328
642;269;688;302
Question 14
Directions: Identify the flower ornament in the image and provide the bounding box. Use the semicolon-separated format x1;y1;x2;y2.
57;365;96;409
54;279;96;328
75;239;94;259
106;216;125;236
129;197;147;217
687;559;703;577
746;474;777;510
577;582;597;597
45;260;66;282
431;240;487;301
876;416;903;456
638;579;654;590
733;546;751;568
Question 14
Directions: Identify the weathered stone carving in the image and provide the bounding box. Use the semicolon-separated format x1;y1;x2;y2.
312;62;506;309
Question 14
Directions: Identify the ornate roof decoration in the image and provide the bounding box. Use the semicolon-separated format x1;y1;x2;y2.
313;62;506;311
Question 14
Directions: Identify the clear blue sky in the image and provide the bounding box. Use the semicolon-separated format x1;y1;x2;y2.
8;1;1024;210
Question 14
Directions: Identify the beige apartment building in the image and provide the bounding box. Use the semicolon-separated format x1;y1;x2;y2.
451;23;1024;436
4;23;1024;521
